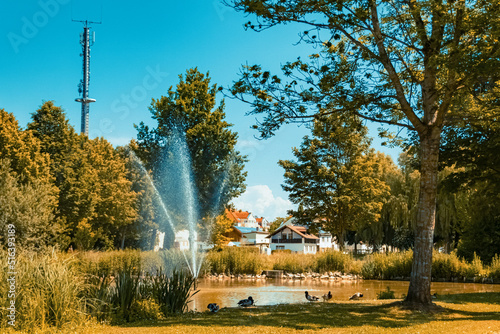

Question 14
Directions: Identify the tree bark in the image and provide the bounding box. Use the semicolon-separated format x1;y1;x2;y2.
406;127;441;305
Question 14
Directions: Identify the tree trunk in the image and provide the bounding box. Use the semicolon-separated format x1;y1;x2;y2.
406;128;441;305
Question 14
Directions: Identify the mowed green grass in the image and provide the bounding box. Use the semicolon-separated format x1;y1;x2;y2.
8;293;500;334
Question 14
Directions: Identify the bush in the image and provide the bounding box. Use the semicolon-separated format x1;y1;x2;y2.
271;252;315;273
314;250;352;273
110;263;140;322
462;253;484;279
0;249;87;331
377;286;396;300
488;254;500;280
152;268;199;315
205;247;264;275
432;251;463;280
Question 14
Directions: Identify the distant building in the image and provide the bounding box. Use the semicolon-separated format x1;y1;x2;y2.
267;224;319;254
225;226;270;253
256;217;271;231
153;230;165;252
226;209;259;228
174;229;190;251
318;230;334;252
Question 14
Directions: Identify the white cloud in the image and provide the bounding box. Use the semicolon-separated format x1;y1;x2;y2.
231;185;293;221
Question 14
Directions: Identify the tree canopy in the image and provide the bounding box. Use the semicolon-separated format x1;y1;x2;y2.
225;0;500;305
135;68;247;237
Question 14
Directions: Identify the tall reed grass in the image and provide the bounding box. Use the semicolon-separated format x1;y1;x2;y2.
0;249;87;332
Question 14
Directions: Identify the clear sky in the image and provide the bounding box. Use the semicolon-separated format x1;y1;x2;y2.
1;0;401;221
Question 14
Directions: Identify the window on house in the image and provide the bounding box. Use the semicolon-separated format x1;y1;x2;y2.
277;246;285;250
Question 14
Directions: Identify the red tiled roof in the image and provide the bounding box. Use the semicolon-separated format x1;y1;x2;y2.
226;209;250;222
268;224;319;239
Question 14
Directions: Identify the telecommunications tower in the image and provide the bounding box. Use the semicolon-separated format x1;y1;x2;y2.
74;19;100;136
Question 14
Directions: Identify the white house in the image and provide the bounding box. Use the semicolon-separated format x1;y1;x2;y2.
226;226;270;253
267;224;319;254
174;229;190;251
318;230;334;252
256;217;271;231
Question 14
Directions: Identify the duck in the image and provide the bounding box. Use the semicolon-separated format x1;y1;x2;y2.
237;296;254;307
432;292;438;299
322;291;333;302
305;291;320;301
207;303;220;312
349;292;363;300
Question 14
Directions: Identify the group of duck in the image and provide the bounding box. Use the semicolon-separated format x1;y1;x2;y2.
207;291;364;312
305;291;363;302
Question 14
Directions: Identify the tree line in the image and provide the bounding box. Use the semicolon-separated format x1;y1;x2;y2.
275;112;500;264
0;69;247;251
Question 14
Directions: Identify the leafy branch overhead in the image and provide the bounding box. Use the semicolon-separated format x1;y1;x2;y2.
225;0;500;139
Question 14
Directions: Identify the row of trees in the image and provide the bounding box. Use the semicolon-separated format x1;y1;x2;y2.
276;112;500;264
0;69;246;251
224;0;500;304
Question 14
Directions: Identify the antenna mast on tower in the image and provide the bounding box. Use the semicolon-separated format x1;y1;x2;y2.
74;19;100;136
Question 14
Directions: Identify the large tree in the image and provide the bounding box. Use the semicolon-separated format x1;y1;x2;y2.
225;0;500;305
28;102;137;250
135;68;247;244
279;114;390;248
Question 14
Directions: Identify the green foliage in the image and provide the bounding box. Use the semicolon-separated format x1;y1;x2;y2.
377;286;396;300
206;247;264;275
314;250;352;273
272;252;315;273
279;114;391;248
432;252;464;281
0;250;86;331
361;251;412;280
489;255;500;280
152;268;199;315
135;68;247;232
110;263;141;322
0;159;61;249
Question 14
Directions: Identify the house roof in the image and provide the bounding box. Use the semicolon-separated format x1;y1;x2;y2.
234;226;258;234
226;209;251;222
267;224;319;240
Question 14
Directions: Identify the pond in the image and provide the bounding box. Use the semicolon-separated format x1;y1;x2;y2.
188;278;500;311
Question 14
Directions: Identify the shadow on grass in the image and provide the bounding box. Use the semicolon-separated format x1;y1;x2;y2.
436;292;500;305
118;293;500;331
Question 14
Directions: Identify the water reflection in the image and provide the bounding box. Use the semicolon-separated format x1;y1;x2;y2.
190;278;500;311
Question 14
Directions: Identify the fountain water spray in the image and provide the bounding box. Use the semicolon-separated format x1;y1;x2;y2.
127;128;234;279
127;148;195;276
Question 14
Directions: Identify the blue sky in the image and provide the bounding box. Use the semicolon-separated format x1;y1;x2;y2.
1;0;401;221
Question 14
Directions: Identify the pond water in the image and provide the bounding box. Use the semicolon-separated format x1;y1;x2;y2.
188;278;500;311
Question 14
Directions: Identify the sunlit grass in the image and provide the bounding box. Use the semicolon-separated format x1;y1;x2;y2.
6;292;491;334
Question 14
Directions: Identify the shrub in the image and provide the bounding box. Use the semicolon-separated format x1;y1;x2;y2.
110;263;140;322
0;249;86;331
462;253;484;279
152;268;199;315
314;250;352;273
205;247;264;275
488;254;500;280
432;251;463;280
377;286;396;300
272;252;315;273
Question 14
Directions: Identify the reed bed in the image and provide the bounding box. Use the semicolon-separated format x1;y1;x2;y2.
1;247;500;332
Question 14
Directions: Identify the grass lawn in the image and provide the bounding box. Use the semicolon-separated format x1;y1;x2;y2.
77;293;500;334
7;293;500;334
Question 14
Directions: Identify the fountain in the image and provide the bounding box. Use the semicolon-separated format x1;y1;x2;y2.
127;127;230;279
